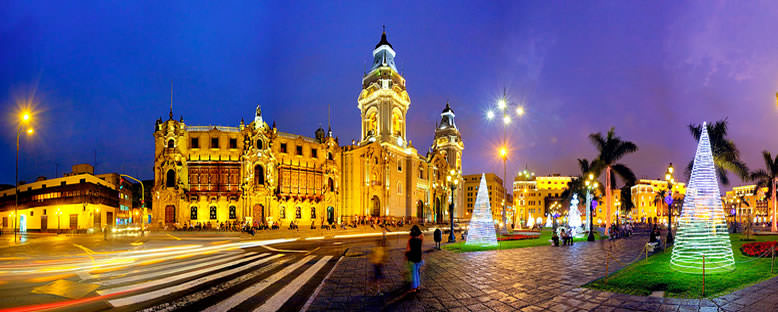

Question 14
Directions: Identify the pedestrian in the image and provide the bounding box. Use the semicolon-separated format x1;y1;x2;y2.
406;225;424;293
433;228;442;249
370;238;387;296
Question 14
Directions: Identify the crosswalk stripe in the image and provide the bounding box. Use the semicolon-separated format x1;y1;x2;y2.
202;255;316;312
107;253;284;307
97;252;250;286
254;256;332;312
94;251;243;279
97;253;267;295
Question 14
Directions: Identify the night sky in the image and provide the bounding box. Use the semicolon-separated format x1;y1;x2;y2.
2;1;778;189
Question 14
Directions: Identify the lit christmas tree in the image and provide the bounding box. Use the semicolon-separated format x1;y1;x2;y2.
465;174;498;246
545;216;552;228
568;194;582;236
526;215;535;228
671;122;735;273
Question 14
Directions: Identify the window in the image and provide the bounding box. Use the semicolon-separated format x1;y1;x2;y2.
229;138;237;149
167;139;174;148
43;209;46;215
80;178;86;183
296;145;303;156
295;206;302;219
211;137;218;149
166;170;176;187
61;181;66;186
280;206;286;219
30;211;34;216
229;206;236;219
280;143;287;153
311;207;316;219
191;138;199;148
418;166;424;179
328;178;334;192
257;139;263;149
328;152;333;160
209;206;217;220
311;148;318;158
255;165;265;185
398;160;402;172
190;206;198;220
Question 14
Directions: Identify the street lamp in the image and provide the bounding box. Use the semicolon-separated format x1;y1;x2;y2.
15;111;33;243
665;162;675;245
56;208;62;235
585;174;599;241
446;169;459;243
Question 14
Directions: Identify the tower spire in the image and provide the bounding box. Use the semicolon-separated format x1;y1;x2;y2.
169;80;174;120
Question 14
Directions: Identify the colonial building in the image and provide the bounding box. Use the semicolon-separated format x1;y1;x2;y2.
151;31;463;228
629;179;686;224
0;164;133;232
722;185;769;224
512;172;574;227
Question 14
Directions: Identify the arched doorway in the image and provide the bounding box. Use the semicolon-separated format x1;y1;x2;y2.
371;196;381;217
165;205;176;224
416;200;424;222
327;206;334;224
253;204;264;224
434;197;442;223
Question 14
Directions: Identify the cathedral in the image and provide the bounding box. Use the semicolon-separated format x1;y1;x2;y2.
151;31;464;228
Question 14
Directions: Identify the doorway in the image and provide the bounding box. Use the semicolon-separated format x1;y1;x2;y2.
370;196;381;217
327;206;334;224
40;215;48;232
165;205;176;224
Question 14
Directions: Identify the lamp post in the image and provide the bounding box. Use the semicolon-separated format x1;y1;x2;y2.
585;174;599;241
487;89;525;233
446;169;459;243
15;111;33;243
56;208;62;235
665;163;675;245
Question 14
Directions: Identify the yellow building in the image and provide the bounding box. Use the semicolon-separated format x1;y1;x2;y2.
0;164;133;232
463;173;505;222
512;172;574;227
723;185;769;224
152;31;463;229
629;179;685;224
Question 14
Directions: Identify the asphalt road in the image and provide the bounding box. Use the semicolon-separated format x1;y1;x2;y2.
0;234;402;312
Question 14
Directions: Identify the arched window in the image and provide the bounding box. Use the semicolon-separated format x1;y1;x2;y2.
328;178;334;192
365;110;378;137
418;166;424;179
327;152;333;160
190;206;198;220
229;206;236;219
279;206;286;219
392;109;404;137
311;207;316;219
295;206;302;219
256;139;263;149
255;165;265;185
209;206;217;220
167;139;174;148
166;170;176;188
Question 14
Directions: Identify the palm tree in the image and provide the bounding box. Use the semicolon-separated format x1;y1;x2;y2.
653;188;670;225
688;119;749;185
589;127;638;235
749;150;778;232
561;159;600;203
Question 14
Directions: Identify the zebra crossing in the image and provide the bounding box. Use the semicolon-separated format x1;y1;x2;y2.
79;249;338;311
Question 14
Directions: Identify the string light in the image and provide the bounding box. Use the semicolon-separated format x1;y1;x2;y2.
465;174;498;246
671;122;735;274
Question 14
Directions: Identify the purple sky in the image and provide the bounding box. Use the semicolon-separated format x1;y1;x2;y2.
2;1;778;190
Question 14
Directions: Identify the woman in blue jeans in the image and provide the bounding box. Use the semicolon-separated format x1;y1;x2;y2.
406;225;424;292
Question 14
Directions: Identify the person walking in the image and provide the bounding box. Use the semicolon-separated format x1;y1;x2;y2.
406;225;424;293
370;237;387;296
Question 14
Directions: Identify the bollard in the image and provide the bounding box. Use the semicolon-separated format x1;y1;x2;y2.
772;245;775;274
702;255;705;297
605;250;610;284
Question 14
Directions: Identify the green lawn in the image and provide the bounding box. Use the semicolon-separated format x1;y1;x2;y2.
443;229;604;252
585;234;778;298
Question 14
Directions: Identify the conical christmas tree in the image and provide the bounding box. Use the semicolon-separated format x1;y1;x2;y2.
465;174;498;246
526;215;535;228
568;194;582;236
671;122;735;273
545;216;552;228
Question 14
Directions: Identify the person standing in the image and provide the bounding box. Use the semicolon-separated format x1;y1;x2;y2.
406;225;424;293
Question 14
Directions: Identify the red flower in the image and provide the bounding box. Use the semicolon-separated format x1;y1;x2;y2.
740;241;777;257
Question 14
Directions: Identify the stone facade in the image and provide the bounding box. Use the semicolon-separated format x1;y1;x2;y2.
151;31;464;228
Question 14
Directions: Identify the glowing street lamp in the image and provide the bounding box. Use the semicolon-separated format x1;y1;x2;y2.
585;174;598;241
446;169;459;243
15;110;34;243
665;162;675;245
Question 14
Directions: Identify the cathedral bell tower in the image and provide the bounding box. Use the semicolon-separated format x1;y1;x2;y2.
357;29;411;147
432;102;463;172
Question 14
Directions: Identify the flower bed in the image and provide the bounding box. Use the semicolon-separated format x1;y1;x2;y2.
740;241;777;257
497;234;537;241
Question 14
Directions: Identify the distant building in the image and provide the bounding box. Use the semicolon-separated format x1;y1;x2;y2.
629;179;685;224
0;164;133;232
722;185;769;224
463;173;505;222
513;172;573;226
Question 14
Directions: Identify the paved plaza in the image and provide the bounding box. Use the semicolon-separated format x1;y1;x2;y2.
307;234;778;311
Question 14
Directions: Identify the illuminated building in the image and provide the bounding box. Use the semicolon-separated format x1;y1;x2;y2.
463;173;504;222
0;164;133;232
152;30;463;228
722;185;769;224
629;179;686;223
512;172;573;226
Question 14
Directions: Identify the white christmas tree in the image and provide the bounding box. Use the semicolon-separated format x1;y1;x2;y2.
465;174;498;246
671;122;735;274
545;216;552;228
526;215;535;228
568;194;582;236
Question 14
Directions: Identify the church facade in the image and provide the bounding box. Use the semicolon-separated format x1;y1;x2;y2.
151;31;463;228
